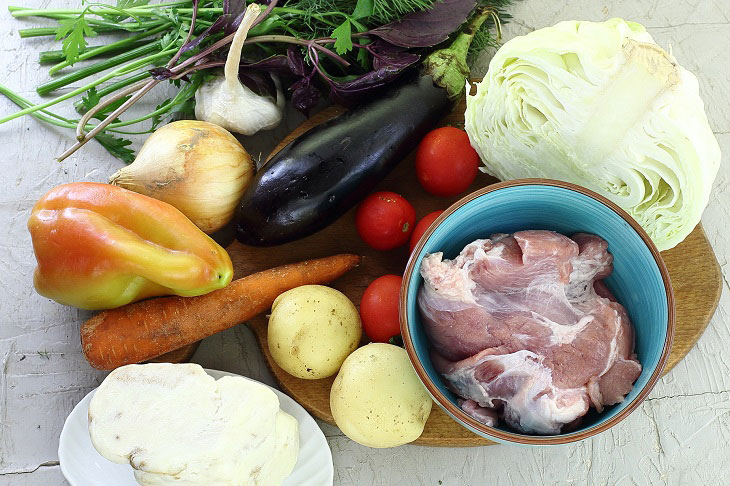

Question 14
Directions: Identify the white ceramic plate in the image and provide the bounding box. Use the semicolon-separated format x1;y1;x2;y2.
59;369;333;486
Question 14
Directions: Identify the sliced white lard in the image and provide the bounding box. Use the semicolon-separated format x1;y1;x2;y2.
88;363;299;486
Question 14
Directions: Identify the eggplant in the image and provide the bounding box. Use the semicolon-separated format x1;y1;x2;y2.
236;10;489;246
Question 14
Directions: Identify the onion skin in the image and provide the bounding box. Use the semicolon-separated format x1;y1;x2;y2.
110;120;254;234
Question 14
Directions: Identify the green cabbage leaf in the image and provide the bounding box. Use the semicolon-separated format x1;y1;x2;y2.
465;18;721;251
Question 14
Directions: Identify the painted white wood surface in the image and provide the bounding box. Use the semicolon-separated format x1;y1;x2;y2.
1;1;728;484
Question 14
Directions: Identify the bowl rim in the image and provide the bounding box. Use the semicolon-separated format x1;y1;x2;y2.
400;178;676;445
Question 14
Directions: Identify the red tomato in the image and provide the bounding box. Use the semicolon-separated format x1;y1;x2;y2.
415;126;479;197
409;210;444;253
355;191;415;251
360;275;403;342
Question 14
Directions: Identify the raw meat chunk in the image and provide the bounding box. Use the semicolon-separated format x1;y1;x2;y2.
419;231;641;434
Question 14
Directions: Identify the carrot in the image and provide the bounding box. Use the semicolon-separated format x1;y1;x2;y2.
81;254;361;370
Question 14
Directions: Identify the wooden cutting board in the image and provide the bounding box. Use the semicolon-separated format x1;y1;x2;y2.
223;99;721;447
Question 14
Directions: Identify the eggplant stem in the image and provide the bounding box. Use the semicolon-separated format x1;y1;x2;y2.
423;6;495;100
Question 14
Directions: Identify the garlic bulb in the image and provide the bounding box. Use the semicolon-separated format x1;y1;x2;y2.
109;120;254;234
195;4;284;135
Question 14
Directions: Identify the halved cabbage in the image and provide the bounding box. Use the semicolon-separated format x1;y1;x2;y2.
465;18;720;251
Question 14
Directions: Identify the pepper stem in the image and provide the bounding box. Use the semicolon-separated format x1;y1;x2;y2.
424;7;496;100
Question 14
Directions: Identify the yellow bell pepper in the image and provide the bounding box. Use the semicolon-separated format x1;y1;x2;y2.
28;182;233;310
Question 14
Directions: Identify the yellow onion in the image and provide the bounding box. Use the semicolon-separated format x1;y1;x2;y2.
109;120;253;234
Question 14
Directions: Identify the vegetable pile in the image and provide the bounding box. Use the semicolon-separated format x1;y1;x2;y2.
20;0;720;454
465;18;721;251
2;0;510;162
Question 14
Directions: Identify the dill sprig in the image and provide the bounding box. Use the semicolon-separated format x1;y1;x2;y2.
468;0;513;65
370;0;437;23
288;0;438;27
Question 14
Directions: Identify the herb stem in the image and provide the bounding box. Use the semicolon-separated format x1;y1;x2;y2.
47;23;172;75
0;81;171;134
0;83;105;125
59;79;160;161
37;43;168;96
172;7;222;14
273;7;348;26
0;45;174;126
13;11;147;30
59;0;205;160
73;71;152;112
245;35;350;66
0;83;78;127
76;79;151;139
167;0;199;67
18;24;122;37
39;40;151;64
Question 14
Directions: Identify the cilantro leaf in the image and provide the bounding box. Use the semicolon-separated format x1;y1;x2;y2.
332;20;353;55
353;0;374;19
151;99;172;130
357;44;370;69
94;96;131;123
79;88;129;123
55;16;97;65
95;133;135;164
159;30;178;50
79;87;101;113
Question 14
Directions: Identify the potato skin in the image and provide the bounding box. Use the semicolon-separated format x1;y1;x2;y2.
268;285;361;379
330;343;432;448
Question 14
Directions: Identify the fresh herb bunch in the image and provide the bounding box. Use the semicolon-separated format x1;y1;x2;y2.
1;0;513;162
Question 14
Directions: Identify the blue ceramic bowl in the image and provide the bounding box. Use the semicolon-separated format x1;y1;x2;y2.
401;179;675;445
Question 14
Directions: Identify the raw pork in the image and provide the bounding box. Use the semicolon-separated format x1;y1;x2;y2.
418;230;641;434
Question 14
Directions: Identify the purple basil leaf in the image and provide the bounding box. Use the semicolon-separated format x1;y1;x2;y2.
287;46;307;77
240;55;293;76
291;78;320;116
149;67;175;80
179;0;247;54
369;0;476;48
179;14;228;54
224;0;248;34
368;39;420;70
328;64;413;105
238;70;277;98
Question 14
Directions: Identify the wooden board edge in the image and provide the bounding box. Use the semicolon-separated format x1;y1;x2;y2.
662;224;723;374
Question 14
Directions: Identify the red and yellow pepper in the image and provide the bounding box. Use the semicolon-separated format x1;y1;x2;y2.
28;182;233;310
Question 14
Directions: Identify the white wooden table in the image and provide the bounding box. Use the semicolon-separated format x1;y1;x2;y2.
1;1;728;485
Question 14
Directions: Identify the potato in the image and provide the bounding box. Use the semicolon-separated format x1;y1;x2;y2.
330;343;432;448
268;285;361;379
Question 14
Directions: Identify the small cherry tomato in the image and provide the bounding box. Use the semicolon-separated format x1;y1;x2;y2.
355;191;415;251
415;126;479;197
409;210;444;253
360;275;403;343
